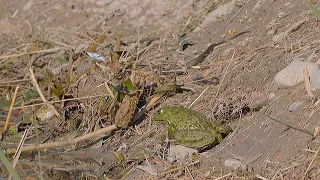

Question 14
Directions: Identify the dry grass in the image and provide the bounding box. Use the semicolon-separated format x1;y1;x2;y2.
1;0;320;179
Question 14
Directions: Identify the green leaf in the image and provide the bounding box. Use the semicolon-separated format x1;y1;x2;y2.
23;89;39;100
0;148;20;180
154;76;177;93
51;81;64;99
0;100;11;110
305;0;320;20
55;56;69;64
123;79;137;94
114;85;125;102
8;125;18;135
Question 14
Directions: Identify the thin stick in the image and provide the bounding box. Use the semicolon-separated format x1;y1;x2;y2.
215;49;235;97
224;0;251;26
265;115;314;137
146;94;164;111
0;79;30;85
303;146;320;179
8;128;30;180
188;86;210;108
5;124;117;154
303;67;315;98
187;50;236;108
144;160;200;180
12;94;109;110
2;86;19;134
214;173;232;180
29;67;60;117
0;47;63;60
104;83;115;100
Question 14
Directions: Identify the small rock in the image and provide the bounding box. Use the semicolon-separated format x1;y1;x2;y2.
136;165;158;176
74;43;90;54
288;101;304;112
284;2;291;6
224;157;250;171
267;29;276;35
235;0;246;7
274;59;319;87
222;49;231;57
36;106;55;122
277;12;286;19
249;92;268;111
268;92;276;100
96;0;113;6
310;70;320;89
168;145;198;162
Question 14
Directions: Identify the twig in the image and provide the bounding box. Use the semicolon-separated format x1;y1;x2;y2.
12;94;109;110
2;86;19;135
0;47;63;60
214;173;232;180
186;50;235;108
0;79;30;86
303;146;320;179
8;128;30;180
0;149;20;180
215;49;235;97
104;83;115;99
265;115;314;138
5;124;117;154
303;67;315;98
144;160;199;180
188;86;210;108
146;94;164;111
224;0;251;26
28;67;60;117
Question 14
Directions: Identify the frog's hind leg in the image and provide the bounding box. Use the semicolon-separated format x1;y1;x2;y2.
174;129;221;150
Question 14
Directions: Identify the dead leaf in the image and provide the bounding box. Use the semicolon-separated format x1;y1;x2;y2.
109;52;122;74
272;17;308;42
154;76;177;93
115;95;139;128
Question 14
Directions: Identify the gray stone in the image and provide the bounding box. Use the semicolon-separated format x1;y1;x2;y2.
274;60;319;87
288;101;304;112
96;0;113;6
168;145;197;162
310;70;320;89
224;157;250;171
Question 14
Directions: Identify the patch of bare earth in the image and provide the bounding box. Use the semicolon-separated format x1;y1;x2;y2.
1;0;320;179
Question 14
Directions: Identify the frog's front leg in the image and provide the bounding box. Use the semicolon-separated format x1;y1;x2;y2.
167;124;177;140
173;129;222;149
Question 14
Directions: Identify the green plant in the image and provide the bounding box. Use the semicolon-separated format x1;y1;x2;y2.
0;148;20;180
305;0;320;20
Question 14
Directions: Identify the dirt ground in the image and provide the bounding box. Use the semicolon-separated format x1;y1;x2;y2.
1;0;320;179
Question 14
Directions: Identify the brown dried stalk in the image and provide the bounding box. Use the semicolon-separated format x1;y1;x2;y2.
29;67;60;117
5;124;117;154
2;86;19;136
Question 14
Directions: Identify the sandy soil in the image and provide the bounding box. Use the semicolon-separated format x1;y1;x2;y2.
1;0;320;179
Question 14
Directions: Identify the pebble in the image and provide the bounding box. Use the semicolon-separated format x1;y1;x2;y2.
310;70;320;89
36;106;55;122
96;0;113;6
274;59;319;87
224;157;250;171
168;145;197;162
288;101;304;112
268;92;276;100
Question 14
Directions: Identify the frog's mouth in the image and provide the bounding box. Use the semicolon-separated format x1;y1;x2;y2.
218;125;233;137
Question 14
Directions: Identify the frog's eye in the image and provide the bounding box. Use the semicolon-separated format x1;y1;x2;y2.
158;109;164;114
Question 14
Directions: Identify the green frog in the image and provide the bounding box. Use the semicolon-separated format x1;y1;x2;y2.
153;106;232;150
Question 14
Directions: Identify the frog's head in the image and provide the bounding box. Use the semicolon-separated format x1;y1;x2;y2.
215;124;233;137
153;106;173;123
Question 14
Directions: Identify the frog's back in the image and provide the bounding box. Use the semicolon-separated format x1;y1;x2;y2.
165;106;211;129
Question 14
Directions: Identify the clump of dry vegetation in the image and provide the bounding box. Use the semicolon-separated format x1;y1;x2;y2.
1;0;320;179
